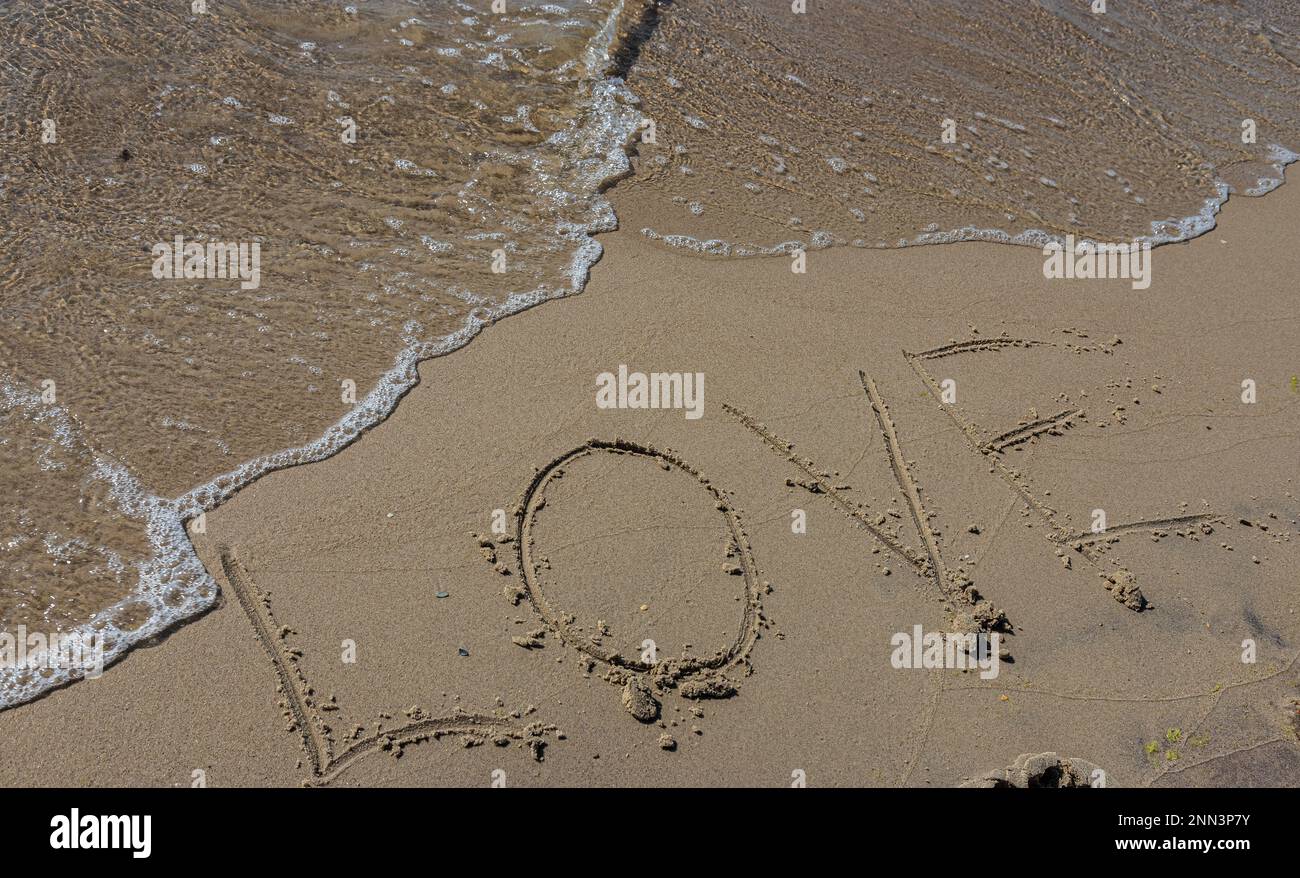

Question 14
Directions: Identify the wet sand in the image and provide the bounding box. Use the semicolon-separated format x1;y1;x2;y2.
618;0;1300;252
0;0;639;667
1;179;1296;787
7;0;1300;712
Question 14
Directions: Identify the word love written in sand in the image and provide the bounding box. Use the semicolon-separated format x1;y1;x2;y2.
595;365;704;419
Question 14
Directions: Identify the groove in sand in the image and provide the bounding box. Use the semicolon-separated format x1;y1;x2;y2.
903;344;1213;612
721;401;931;578
982;408;1085;452
726;376;1011;637
220;546;555;786
860;372;957;606
510;439;765;677
907;337;1050;361
1066;512;1220;546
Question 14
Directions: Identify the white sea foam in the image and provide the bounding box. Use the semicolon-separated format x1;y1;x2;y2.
0;0;646;711
14;7;1291;711
0;384;214;710
1243;144;1299;196
639;143;1297;259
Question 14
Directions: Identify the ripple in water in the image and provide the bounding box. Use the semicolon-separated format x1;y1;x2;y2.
0;0;646;708
617;0;1300;254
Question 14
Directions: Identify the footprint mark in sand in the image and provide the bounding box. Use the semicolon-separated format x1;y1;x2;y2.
482;438;770;724
220;547;556;786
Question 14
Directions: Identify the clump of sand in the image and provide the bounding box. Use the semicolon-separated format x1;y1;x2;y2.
622;678;660;723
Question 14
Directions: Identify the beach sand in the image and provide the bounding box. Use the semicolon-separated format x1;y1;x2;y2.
2;180;1297;788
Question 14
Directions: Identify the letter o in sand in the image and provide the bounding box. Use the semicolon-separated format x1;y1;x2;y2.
512;439;764;683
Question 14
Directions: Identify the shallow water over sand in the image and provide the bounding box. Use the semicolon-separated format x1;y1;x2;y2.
620;0;1300;253
3;0;1300;708
0;0;643;705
